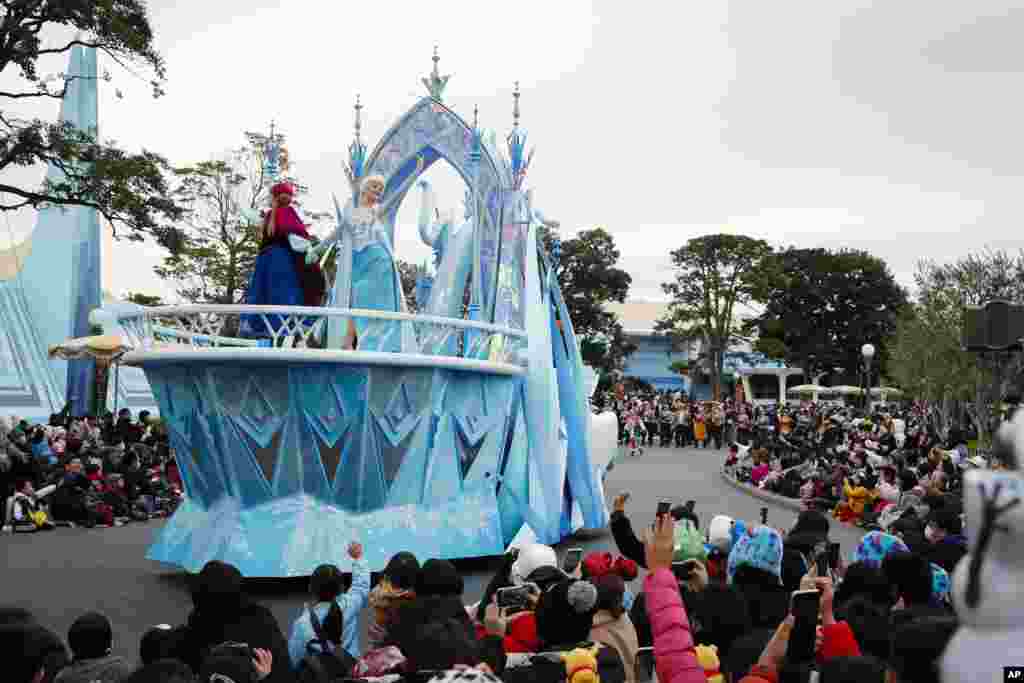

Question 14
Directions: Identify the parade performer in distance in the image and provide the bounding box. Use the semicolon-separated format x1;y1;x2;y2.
309;158;424;350
242;182;326;339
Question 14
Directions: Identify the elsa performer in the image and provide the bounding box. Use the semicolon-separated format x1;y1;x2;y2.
308;158;424;350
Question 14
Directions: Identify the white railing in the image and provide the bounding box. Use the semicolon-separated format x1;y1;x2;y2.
118;305;528;366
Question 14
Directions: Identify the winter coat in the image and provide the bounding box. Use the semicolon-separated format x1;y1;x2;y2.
366;581;416;650
474;610;542;654
54;655;133;683
180;601;292;683
288;558;371;666
590;609;640;683
644;567;705;683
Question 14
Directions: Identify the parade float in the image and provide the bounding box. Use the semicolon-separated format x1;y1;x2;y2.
97;51;609;576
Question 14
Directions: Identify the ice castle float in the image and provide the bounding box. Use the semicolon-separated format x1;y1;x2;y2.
98;52;610;576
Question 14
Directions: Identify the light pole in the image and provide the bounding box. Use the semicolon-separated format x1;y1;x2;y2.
861;343;875;411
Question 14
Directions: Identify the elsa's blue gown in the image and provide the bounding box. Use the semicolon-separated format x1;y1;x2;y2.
323;205;405;351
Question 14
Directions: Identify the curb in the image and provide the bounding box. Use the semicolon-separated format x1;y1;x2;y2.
719;469;805;513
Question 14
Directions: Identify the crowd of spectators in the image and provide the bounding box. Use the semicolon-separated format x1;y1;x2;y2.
3;398;1017;683
1;408;182;531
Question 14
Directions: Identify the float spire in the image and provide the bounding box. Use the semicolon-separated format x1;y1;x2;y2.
422;45;451;101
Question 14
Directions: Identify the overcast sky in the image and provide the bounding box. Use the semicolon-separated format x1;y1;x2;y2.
4;1;1024;302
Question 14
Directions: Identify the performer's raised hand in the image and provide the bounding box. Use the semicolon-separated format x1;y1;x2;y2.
348;541;363;560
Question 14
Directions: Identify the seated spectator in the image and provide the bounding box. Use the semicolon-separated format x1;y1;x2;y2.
473;542;566;627
588;573;639;683
923;507;967;573
124;659;195;683
891;616;957;683
199;643;272;683
2;621;69;683
781;510;831;592
581;552;638;611
727;526;789;629
8;478;55;531
402;619;501;681
139;625;187;666
390;559;476;654
288;541;369;667
367;551;418;651
178;561;291;683
534;578;599;651
629;518;707;647
832;563;891;611
55;612;133;683
641;514;705;683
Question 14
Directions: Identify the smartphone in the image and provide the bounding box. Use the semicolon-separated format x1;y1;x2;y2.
789;589;821;663
671;560;694;582
562;547;584;574
497;585;535;610
760;507;768;525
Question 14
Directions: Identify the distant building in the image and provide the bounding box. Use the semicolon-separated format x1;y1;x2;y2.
604;301;693;392
606;300;807;403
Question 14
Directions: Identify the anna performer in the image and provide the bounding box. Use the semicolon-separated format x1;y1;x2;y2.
242;182;326;339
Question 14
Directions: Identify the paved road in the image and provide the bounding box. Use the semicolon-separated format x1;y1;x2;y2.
0;445;866;663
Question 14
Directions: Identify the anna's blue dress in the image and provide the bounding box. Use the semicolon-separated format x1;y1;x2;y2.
241;207;325;339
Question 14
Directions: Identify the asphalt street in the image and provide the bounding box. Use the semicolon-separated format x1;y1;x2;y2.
0;445;867;663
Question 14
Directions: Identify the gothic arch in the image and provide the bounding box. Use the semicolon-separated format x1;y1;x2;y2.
363;97;511;317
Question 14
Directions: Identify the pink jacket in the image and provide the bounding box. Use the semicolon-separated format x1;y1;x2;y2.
644;568;705;683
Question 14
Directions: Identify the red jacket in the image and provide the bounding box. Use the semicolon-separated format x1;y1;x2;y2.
738;621;860;683
474;611;542;654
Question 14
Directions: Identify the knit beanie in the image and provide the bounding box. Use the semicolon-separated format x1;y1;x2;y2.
852;531;910;570
674;519;708;563
727;526;784;584
612;556;638;581
535;579;598;647
582;551;614;579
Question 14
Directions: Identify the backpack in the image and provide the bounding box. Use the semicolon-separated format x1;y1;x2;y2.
296;604;357;683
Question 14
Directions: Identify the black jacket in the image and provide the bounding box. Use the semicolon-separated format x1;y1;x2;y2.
180;602;293;683
609;510;647;569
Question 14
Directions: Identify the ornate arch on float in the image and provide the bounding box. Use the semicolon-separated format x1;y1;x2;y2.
345;49;513;322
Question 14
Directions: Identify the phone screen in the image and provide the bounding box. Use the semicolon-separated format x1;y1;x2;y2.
562;548;583;574
496;586;531;610
760;507;768;525
789;590;821;662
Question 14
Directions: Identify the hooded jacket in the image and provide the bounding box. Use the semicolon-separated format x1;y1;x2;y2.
54;655;134;683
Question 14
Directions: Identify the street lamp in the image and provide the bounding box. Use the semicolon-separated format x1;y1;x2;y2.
861;343;876;410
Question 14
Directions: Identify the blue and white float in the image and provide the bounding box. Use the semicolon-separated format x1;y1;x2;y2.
106;52;610;576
